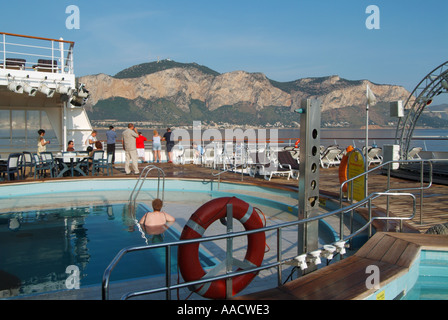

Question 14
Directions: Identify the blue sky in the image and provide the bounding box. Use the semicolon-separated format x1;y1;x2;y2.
2;0;448;103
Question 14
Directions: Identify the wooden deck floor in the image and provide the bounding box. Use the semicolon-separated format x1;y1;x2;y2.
235;232;448;300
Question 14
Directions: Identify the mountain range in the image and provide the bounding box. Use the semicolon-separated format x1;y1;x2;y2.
79;60;448;128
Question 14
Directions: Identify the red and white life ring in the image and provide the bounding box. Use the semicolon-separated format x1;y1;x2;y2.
178;197;266;299
294;139;301;148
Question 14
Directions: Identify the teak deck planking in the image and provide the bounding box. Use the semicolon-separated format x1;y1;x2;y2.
235;232;448;300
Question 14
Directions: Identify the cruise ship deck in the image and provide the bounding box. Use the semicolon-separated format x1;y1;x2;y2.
1;160;447;300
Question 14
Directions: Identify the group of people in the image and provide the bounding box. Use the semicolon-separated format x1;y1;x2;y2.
121;124;175;175
37;125;176;175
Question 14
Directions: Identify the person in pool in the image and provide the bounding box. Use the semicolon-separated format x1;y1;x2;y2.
139;199;175;235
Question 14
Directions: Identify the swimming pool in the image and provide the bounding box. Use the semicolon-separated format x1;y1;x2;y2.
0;178;339;299
0;202;216;298
361;249;448;300
402;250;448;300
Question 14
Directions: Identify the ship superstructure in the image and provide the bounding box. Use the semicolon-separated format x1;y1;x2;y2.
0;32;92;155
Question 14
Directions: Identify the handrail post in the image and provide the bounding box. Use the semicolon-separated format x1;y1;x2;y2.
420;160;424;224
277;228;282;286
225;203;233;299
2;34;6;69
166;245;171;300
386;161;391;231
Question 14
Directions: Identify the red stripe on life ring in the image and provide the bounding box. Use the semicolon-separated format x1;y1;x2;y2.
178;197;266;299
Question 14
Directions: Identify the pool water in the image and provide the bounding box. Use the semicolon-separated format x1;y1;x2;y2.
0;203;215;297
403;251;448;300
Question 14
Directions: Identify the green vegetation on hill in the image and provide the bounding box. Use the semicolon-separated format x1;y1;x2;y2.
114;60;220;79
87;97;302;127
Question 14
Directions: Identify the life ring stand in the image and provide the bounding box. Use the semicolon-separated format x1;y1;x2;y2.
178;197;266;299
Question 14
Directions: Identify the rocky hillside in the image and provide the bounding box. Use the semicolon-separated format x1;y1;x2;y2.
79;60;428;128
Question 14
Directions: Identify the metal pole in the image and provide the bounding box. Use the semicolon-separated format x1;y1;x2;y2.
225;203;233;299
365;89;369;200
297;99;321;263
277;228;282;286
420;160;424;224
166;245;171;300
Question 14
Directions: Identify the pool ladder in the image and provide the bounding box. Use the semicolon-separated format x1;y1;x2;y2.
128;165;165;216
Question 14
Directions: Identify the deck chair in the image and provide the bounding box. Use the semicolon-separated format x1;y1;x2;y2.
261;160;292;181
172;145;184;164
249;151;292;181
40;152;57;177
320;147;342;168
283;146;300;160
95;152;113;176
33;153;53;178
222;143;235;170
202;147;215;168
4;153;22;181
277;150;300;179
408;147;422;160
182;148;195;164
248;151;270;177
367;147;383;166
21;151;34;178
91;150;105;176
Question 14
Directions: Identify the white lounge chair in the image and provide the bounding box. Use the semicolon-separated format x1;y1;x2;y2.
172;145;184;164
408;147;422;160
320;147;342;168
202;147;215;167
277;150;300;179
182;148;195;164
248;151;292;181
367;147;383;166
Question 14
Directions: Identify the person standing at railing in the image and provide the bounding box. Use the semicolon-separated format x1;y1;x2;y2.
152;130;162;163
136;131;148;163
106;126;117;165
122;123;139;175
162;127;175;163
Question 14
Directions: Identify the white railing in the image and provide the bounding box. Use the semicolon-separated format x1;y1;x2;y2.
0;32;74;74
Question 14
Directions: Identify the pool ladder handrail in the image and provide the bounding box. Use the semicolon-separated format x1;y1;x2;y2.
129;165;165;214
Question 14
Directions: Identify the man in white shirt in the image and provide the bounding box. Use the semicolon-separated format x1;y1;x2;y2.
122;123;139;175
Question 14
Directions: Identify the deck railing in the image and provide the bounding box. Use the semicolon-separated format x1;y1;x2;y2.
0;32;75;74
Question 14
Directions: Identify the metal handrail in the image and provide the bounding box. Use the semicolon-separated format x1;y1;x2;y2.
339;158;448;237
102;191;416;300
1;32;74;74
129;165;165;215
